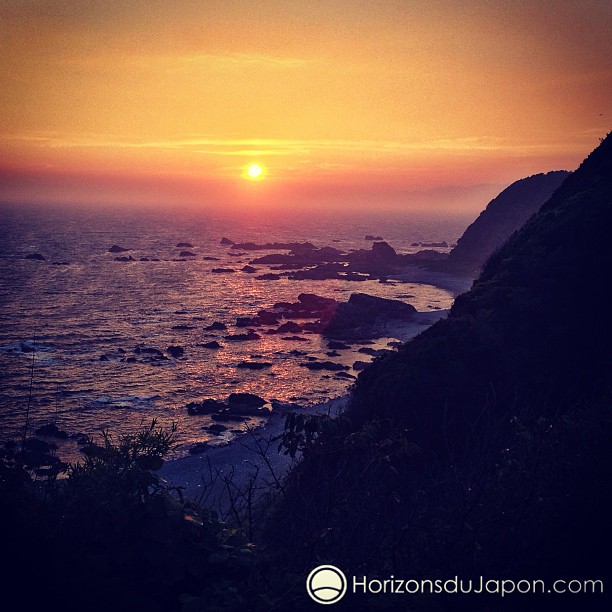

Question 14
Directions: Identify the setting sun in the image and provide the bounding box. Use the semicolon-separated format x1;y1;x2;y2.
246;164;265;180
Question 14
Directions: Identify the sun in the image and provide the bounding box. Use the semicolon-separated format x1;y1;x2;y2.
245;163;265;180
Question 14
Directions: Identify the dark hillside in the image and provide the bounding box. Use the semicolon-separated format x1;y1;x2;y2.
351;136;610;440
445;170;569;274
267;135;612;609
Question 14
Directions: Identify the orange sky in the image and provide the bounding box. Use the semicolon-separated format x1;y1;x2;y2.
0;0;610;211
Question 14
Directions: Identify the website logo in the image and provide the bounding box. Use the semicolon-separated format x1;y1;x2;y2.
306;565;348;605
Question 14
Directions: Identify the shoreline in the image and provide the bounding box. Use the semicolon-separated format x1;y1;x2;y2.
158;268;472;512
390;264;475;296
159;395;349;514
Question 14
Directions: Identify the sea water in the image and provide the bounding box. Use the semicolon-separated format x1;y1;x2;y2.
0;203;472;458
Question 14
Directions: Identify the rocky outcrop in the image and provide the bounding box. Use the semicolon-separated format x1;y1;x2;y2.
228;393;267;407
166;345;184;358
223;331;261;341
322;293;417;338
202;341;222;349
235;361;273;369
204;321;227;331
232;241;316;251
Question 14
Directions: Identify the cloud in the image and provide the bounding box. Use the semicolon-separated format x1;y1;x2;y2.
0;131;594;158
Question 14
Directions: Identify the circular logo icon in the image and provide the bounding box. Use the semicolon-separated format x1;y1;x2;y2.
306;565;347;605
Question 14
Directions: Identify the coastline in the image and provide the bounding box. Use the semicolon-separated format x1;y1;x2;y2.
390;264;475;296
159;395;349;514
158;267;473;512
158;299;462;512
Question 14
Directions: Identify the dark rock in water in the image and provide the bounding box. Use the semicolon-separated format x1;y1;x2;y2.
327;341;351;350
388;341;403;348
335;371;356;379
125;356;137;363
288;267;369;282
228;251;246;256
34;423;69;439
108;245;130;253
236;361;273;370
206;424;228;434
224;331;261;341
268;293;338;320
99;354;109;361
211;267;235;273
288;349;307;356
251;245;341;265
281;336;310;342
276;321;302;334
20;343;35;353
176;242;194;248
365;235;383;241
25;253;46;261
233;241;316;251
270;263;308;270
270;399;304;412
179;251;196;257
255;273;282;280
167;345;184;358
220;237;235;245
358;347;378;356
187;399;226;415
301;361;349;371
241;265;258;273
202;341;222;349
205;321;227;331
239;311;280;328
323;293;416;337
370;241;397;260
236;316;258;327
22;438;57;453
140;257;150;261
223;405;269;417
52;261;70;265
255;311;281;325
172;324;193;331
114;256;135;262
352;360;370;371
189;442;210;455
228;392;267;407
203;256;221;261
326;351;341;357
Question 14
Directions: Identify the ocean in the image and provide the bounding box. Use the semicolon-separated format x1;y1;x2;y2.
0;203;473;459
